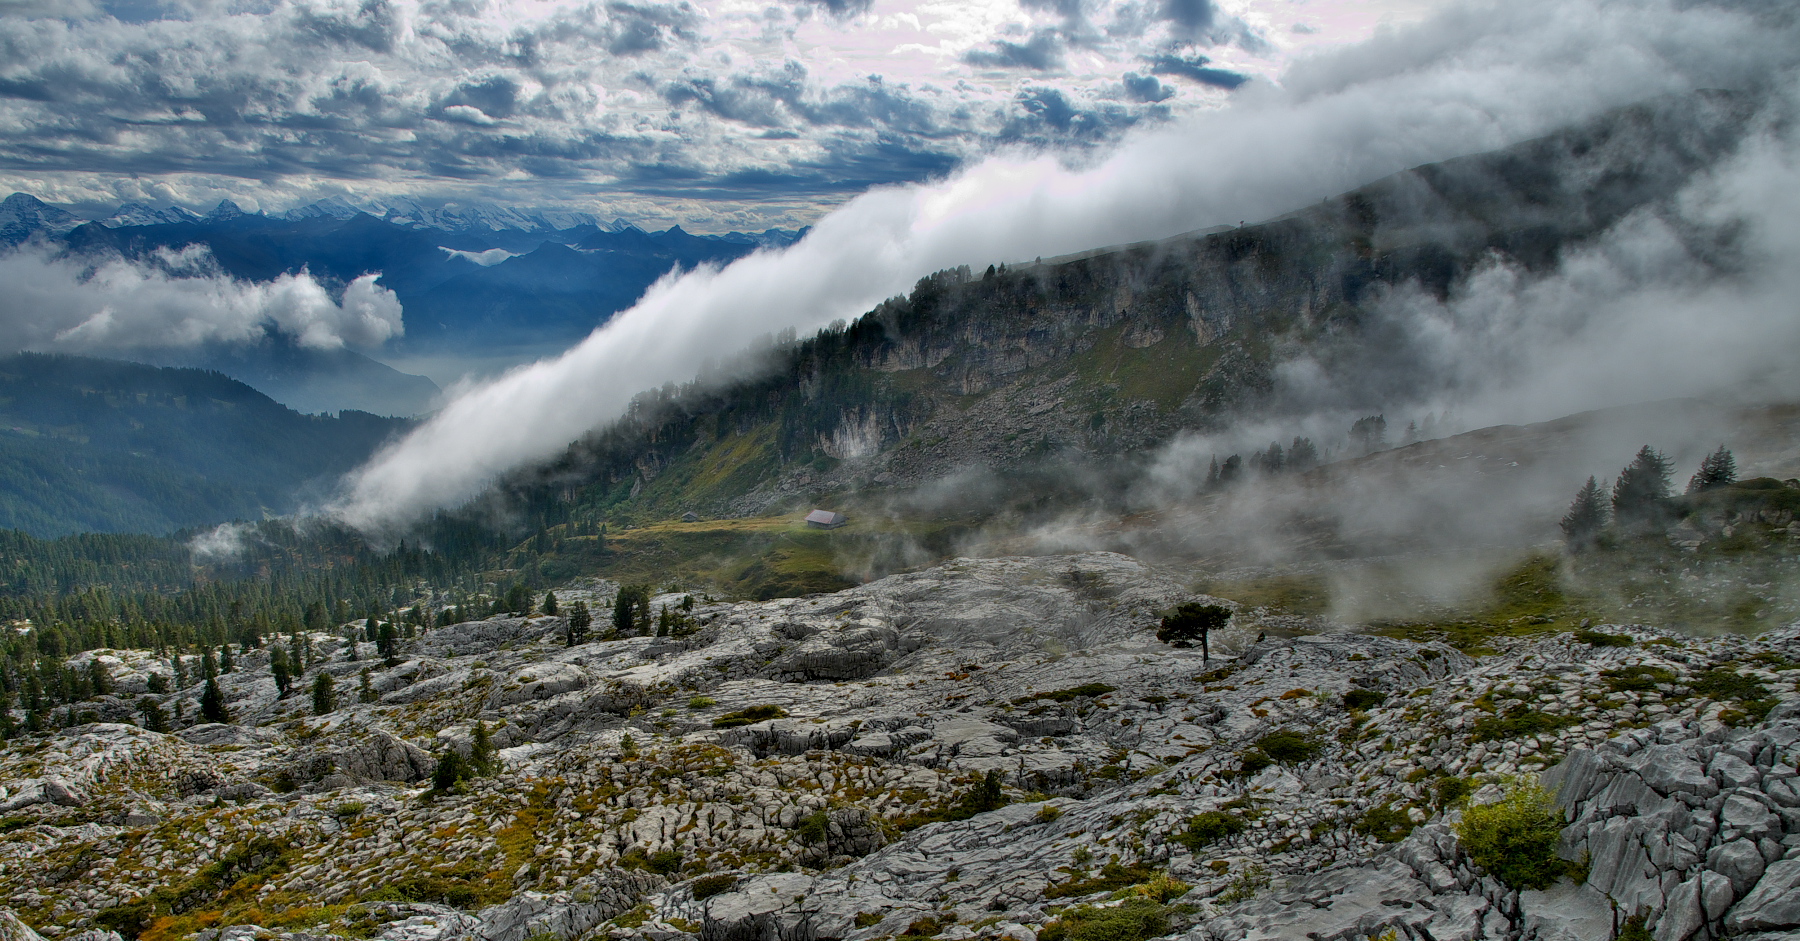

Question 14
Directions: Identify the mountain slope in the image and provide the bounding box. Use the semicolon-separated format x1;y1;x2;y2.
511;91;1752;527
0;354;411;536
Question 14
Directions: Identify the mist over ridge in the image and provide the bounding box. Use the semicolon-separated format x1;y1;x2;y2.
328;0;1800;536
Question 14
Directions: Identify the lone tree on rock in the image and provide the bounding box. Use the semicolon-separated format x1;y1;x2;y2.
1158;602;1232;663
1560;476;1609;551
1687;445;1737;493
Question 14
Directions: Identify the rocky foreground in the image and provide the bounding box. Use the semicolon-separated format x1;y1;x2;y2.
1;553;1798;941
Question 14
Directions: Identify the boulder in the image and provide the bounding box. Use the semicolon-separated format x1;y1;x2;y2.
1727;859;1800;934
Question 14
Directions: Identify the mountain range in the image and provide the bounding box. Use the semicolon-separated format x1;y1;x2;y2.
0;193;807;416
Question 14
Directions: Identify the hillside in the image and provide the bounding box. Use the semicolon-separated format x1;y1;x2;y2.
516;91;1752;532
0;354;410;537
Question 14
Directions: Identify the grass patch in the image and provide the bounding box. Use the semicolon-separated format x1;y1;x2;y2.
1015;684;1117;704
1198;574;1330;616
1038;899;1170;941
1369;555;1596;654
712;705;787;728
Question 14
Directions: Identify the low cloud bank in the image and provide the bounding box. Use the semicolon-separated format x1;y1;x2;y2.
0;245;404;355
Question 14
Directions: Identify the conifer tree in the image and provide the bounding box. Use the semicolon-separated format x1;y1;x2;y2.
566;601;592;647
311;673;334;715
470;721;496;775
137;696;168;732
358;668;377;704
1560;476;1608;550
1687;445;1737;493
270;647;292;697
542;591;558;616
1612;445;1674;532
200;677;229;723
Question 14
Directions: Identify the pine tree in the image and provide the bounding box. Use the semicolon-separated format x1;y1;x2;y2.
566;601;592;647
612;587;637;636
1612;445;1674;532
270;647;292;697
1289;437;1319;472
1687;445;1737;493
378;622;399;666
219;644;233;674
542;591;558;616
1560;476;1608;550
137;696;168;732
200;677;229;724
358;668;377;704
470;721;496;775
311;673;335;715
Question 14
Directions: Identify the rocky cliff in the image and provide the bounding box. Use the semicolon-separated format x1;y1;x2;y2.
1;553;1797;941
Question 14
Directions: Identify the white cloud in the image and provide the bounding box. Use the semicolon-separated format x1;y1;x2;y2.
0;245;405;354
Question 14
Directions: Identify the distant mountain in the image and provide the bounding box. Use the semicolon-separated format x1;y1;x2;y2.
100;202;203;227
0;193;81;244
0;353;411;537
143;339;441;418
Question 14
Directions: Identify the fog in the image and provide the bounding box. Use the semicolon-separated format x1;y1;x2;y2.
330;0;1799;534
0;244;404;354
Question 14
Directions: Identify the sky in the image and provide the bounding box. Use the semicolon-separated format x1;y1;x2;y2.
0;0;1442;231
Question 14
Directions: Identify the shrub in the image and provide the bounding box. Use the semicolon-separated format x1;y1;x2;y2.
644;850;684;875
687;696;717;710
1691;668;1768;702
1343;688;1386;711
1237;749;1272;775
1435;776;1474;807
795;809;830;844
1602;666;1676;693
1044;862;1160;899
712;705;787;728
1255;730;1319;763
1470;707;1576;742
1355;802;1417;843
1038;899;1169;941
1453;779;1573;890
1035;804;1065;824
1574;630;1633;647
1176;811;1246;851
690;874;737;900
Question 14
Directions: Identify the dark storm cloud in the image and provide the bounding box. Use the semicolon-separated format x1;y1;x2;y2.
963;29;1066;71
1147;52;1248;89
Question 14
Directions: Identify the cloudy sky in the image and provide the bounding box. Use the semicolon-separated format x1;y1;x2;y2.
0;0;1439;231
